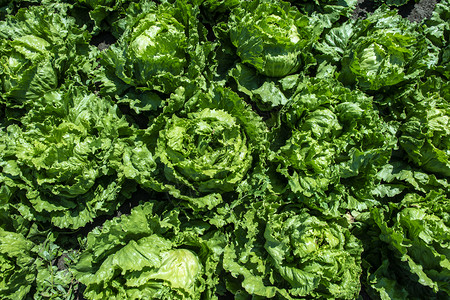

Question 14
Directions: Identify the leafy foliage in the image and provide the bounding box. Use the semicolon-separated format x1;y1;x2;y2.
223;202;363;299
72;201;226;299
0;86;135;229
0;0;448;299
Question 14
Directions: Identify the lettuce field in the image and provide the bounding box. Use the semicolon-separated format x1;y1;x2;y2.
0;0;449;299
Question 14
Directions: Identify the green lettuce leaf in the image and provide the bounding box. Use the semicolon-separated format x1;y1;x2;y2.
355;192;450;299
228;63;301;111
121;86;268;211
223;201;363;299
96;0;213;116
0;4;91;103
72;201;226;300
227;0;320;78
398;76;450;177
424;0;449;80
0;228;36;299
268;77;395;214
0;86;136;228
287;0;358;30
372;159;449;201
336;6;439;91
71;0;130;33
0;222;80;300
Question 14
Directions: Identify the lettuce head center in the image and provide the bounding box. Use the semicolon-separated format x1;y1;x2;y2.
358;43;387;76
301;236;320;254
254;13;300;42
129;17;186;66
131;33;157;54
160;108;253;188
150;249;202;290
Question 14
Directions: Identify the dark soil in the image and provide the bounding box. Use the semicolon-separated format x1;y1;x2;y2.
352;0;439;21
400;0;438;22
90;31;116;51
352;0;378;19
57;253;69;271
